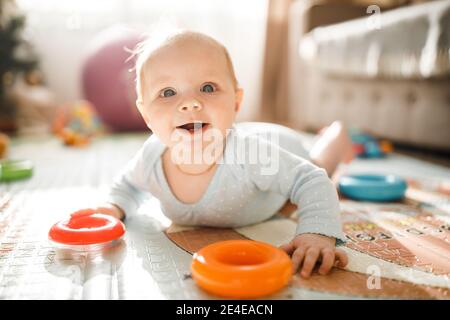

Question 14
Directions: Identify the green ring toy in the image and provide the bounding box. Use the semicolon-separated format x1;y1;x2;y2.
0;160;33;182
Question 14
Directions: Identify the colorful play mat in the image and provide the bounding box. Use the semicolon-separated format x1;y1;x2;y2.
0;133;448;299
166;192;450;299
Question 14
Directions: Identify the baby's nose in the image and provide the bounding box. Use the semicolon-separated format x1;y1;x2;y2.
178;99;202;113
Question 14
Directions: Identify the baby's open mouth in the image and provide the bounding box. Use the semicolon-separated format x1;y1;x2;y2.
176;122;209;133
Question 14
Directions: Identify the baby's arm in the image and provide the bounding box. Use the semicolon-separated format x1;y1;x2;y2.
71;204;124;220
245;136;348;277
104;137;156;220
83;136;156;221
75;157;147;221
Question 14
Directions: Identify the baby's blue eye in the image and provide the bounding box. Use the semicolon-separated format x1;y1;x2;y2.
201;84;215;93
161;88;176;98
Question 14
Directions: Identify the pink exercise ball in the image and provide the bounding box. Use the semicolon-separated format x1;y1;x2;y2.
81;26;147;131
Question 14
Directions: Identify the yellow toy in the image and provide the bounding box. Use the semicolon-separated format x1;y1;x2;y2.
0;133;10;158
53;100;104;146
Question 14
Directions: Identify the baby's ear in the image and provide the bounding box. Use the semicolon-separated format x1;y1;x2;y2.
235;88;244;113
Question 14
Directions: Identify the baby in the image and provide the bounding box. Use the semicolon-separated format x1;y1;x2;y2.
86;30;352;279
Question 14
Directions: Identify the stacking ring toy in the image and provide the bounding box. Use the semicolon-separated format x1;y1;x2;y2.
338;174;407;201
48;210;125;250
0;159;33;182
191;240;292;298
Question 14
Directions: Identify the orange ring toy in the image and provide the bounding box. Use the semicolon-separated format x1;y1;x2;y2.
191;240;292;298
48;210;125;246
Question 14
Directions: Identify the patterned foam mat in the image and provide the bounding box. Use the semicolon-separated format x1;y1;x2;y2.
1;133;449;299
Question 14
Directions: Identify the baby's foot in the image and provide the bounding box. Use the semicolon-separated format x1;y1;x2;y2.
330;121;354;164
310;121;354;176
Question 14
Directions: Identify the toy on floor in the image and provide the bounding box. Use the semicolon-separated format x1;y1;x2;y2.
0;135;34;183
0;159;33;182
53;100;104;147
191;240;292;298
48;209;125;251
349;129;393;158
338;174;407;201
0;133;10;159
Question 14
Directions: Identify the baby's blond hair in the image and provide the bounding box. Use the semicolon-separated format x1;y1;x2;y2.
133;30;239;103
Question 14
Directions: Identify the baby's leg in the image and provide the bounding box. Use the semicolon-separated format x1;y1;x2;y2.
235;121;353;177
235;121;312;160
309;121;354;176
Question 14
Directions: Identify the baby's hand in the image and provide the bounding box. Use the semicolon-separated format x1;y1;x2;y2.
72;204;125;221
280;233;348;278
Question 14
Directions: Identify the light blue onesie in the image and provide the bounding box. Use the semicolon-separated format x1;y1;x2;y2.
107;122;346;244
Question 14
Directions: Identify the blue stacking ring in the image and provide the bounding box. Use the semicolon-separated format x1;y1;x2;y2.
338;174;407;202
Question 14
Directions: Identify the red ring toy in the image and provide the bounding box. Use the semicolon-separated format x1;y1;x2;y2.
191;240;292;298
48;210;125;247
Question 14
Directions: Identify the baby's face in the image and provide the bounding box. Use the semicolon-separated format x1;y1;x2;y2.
137;38;243;149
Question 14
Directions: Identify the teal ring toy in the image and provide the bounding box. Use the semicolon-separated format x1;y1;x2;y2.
338;174;407;201
0;159;33;182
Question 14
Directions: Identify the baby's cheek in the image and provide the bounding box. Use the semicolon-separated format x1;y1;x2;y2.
210;103;236;126
145;114;168;139
151;123;173;144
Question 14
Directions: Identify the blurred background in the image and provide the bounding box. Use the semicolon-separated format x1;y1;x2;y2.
0;0;449;161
